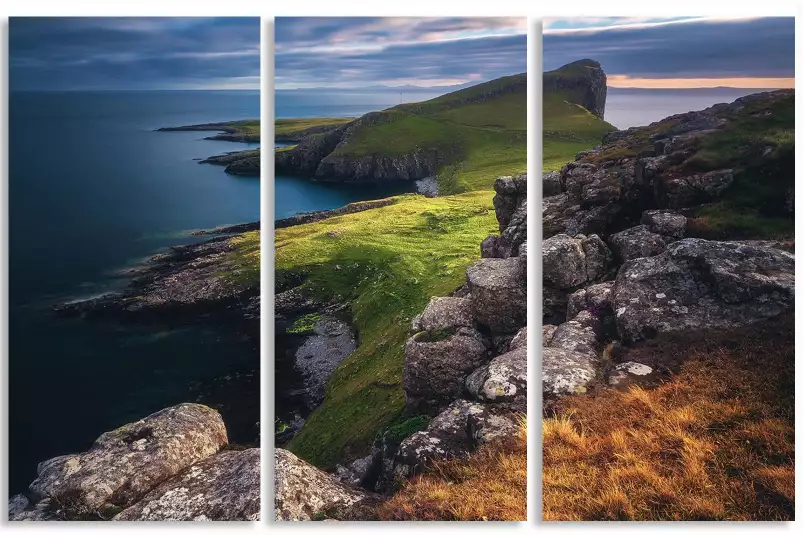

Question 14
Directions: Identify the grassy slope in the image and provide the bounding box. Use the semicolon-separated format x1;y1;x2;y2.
300;75;526;193
543;314;794;520
543;93;615;171
275;117;353;135
276;192;498;468
228;119;260;136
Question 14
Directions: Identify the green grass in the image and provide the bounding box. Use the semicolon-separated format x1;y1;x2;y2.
542;93;615;171
228;119;260;136
275;117;353;135
276;192;498;468
220;231;260;287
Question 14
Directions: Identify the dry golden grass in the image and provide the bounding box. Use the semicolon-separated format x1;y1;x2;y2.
376;417;527;521
543;313;795;521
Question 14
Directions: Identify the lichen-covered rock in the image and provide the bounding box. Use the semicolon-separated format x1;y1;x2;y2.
275;449;369;521
566;281;613;319
8;495;55;521
543;287;569;322
113;448;259;521
659;169;734;208
609;225;667;262
543;170;562;197
30;404;227;518
467;409;520;445
542;324;557;345
466;257;526;333
465;347;526;411
607;361;658;389
542;347;598;397
641;210;686;239
334;455;374;489
613;238;795;342
414;296;474;332
510;327;527;350
580;234;613;280
403;328;489;414
390;400;484;481
543;234;586;288
548;310;601;359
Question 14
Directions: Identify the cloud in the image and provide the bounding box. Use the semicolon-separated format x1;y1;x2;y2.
10;17;260;90
275;17;526;89
543;17;794;85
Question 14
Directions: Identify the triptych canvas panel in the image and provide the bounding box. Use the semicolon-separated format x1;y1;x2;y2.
5;15;795;523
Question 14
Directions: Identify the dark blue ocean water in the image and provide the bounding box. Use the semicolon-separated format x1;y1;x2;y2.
9;90;260;493
274;89;445;219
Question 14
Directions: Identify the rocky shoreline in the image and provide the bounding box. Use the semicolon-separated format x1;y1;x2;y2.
159;121;260;176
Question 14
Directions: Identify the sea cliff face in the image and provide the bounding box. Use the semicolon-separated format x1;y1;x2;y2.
543;59;608;119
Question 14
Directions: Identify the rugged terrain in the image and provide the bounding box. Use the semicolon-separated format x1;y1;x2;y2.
541;61;794;520
275;74;526;193
275;175;528;520
159;120;260;176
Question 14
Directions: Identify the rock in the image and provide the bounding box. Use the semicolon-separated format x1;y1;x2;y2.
566;281;613;318
544;59;608;119
548;310;601;359
8;494;31;519
414;296;474;332
607;361;659;388
543;234;586;288
581;234;613;280
659;169;734;208
403;327;489;414
334;455;374;488
113;449;260;521
29;404;227;518
499;200;528;257
543;347;598;397
543;287;569;322
641;210;686;239
510;327;527;350
467;409;520;445
466;258;526;333
275;449;370;521
8;496;55;521
543;170;562;197
542;324;558;345
465;347;526;411
390;400;485;481
613;238;794;342
609;225;667;262
480;234;500;258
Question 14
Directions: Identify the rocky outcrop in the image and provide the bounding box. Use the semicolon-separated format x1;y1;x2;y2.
10;404;259;521
275;448;373;521
544;59;608;119
160;121;260;176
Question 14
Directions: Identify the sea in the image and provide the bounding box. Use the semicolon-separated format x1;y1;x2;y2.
274;89;446;219
605;87;774;130
8;90;260;494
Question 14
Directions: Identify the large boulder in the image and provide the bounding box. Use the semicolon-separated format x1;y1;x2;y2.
548;310;601;359
613;238;795;342
542;347;598;397
543;170;562;197
465;347;526;411
29;404;227;518
113;449;260;521
403;328;489;414
641;210;686;239
609;225;667;262
275;449;370;521
543;234;586;288
566;281;613;319
466;258;526;333
581;234;613;280
413;296;474;332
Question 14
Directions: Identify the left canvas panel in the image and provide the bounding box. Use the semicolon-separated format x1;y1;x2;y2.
8;17;261;521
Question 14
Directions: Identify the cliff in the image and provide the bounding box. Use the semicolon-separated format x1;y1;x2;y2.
543;59;608;119
275;73;526;193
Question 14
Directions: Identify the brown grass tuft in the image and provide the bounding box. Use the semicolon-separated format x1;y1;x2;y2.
543;313;795;521
376;417;527;521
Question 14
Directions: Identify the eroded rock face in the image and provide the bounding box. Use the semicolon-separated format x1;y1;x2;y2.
466;258;526;333
30;404;228;518
465;347;526;411
613;238;795;342
275;449;369;521
403;328;489;414
609;225;667;262
542;347;598;397
113;449;260;521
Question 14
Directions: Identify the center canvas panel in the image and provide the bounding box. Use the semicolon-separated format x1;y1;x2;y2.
273;16;528;521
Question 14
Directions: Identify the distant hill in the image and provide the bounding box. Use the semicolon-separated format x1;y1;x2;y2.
543;60;616;171
275;73;526;193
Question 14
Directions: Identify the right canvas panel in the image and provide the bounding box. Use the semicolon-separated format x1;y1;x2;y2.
542;17;795;521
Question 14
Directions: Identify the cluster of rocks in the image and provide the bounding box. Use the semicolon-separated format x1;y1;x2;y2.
542;90;795;404
274;174;528;520
9;404;259;521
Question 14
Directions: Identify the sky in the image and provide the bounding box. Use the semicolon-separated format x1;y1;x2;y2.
9;17;260;90
544;17;795;89
275;17;527;90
